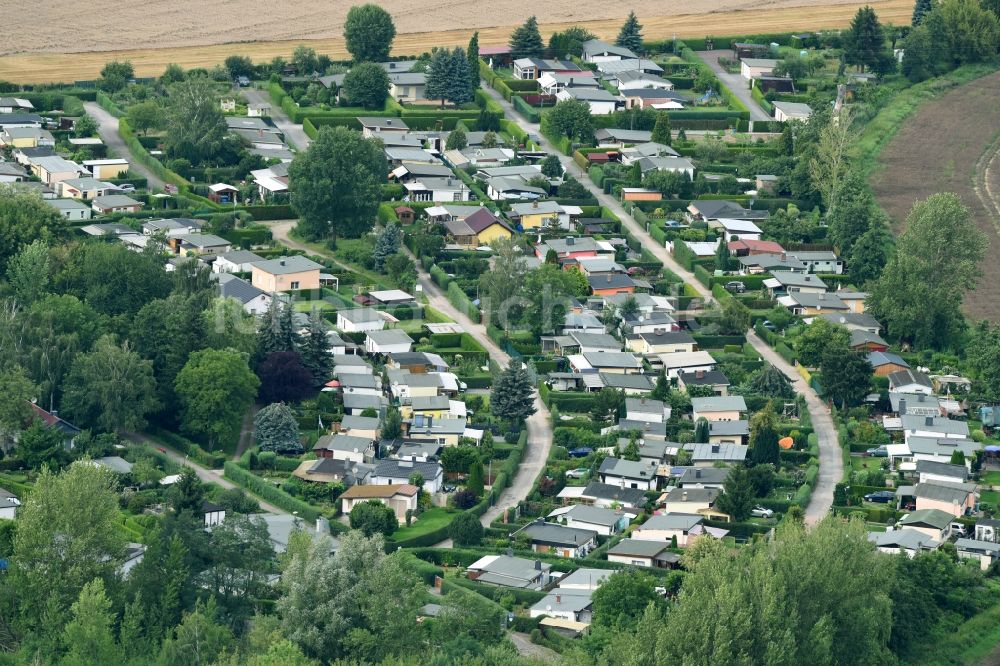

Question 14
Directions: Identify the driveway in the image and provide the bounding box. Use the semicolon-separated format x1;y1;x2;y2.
695;50;772;122
510;632;560;662
264;220;554;530
84;101;166;190
745;330;842;524
242;86;311;151
125;431;290;516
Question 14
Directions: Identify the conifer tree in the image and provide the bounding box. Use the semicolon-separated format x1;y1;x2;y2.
490;359;536;424
298;309;333;385
509;16;544;59
468;32;481;88
616;11;644;53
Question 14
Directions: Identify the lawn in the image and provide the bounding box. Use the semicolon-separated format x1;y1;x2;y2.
850;456;886;474
981;471;1000;487
389;507;456;542
980;490;1000;506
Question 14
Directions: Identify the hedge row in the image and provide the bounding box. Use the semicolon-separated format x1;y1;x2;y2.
446;281;480;322
223;461;322;522
511;96;541;123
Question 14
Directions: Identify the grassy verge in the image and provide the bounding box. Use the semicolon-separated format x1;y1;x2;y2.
850;64;999;174
904;585;1000;666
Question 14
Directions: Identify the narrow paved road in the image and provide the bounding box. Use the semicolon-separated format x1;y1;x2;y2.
242;87;311;151
745;330;841;524
695;50;772;122
264;220;554;529
480;86;714;306
126;431;290;516
84;101;166;190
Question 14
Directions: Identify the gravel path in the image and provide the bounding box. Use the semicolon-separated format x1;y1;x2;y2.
745;330;842;524
84;101;166;190
695;49;773;122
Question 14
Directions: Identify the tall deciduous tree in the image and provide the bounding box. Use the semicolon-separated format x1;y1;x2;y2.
615;11;644;53
12;463;125;632
490;359;536;425
288;126;387;240
348;502;397;537
163;78;233;164
869;193;987;348
126;100;164;136
544;98;594;142
6;239;50;304
591;571;667;629
254;402;302;454
343;4;397;63
0;187;67;272
509;16;544;59
175;348;259;450
257;351;313;404
342;62;390;109
60;579;123;666
98;59;134;93
158;598;235;666
62;335;158;433
809;108;853;213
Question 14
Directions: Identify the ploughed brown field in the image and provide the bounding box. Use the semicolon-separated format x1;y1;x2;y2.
871;70;1000;323
0;0;912;83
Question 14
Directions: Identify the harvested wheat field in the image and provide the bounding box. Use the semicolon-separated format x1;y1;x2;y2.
871;70;1000;322
0;0;912;83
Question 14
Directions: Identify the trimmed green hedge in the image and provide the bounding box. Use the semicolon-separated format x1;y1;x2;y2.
145;427;225;468
223;462;321;522
446;282;480;322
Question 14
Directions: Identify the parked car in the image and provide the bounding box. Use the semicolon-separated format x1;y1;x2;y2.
235;76;251;87
864;490;896;503
761;320;776;331
441;485;456;493
568;447;593;458
866;446;888;457
724;281;746;294
751;506;774;518
566;468;589;479
117;183;135;193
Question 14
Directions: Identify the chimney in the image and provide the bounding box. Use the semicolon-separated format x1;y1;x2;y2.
279;259;286;266
711;444;720;453
682;491;688;501
696;370;705;379
533;200;539;208
899;398;907;415
534;560;542;570
925;416;934;426
695;469;702;478
386;119;393;126
566;237;575;246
